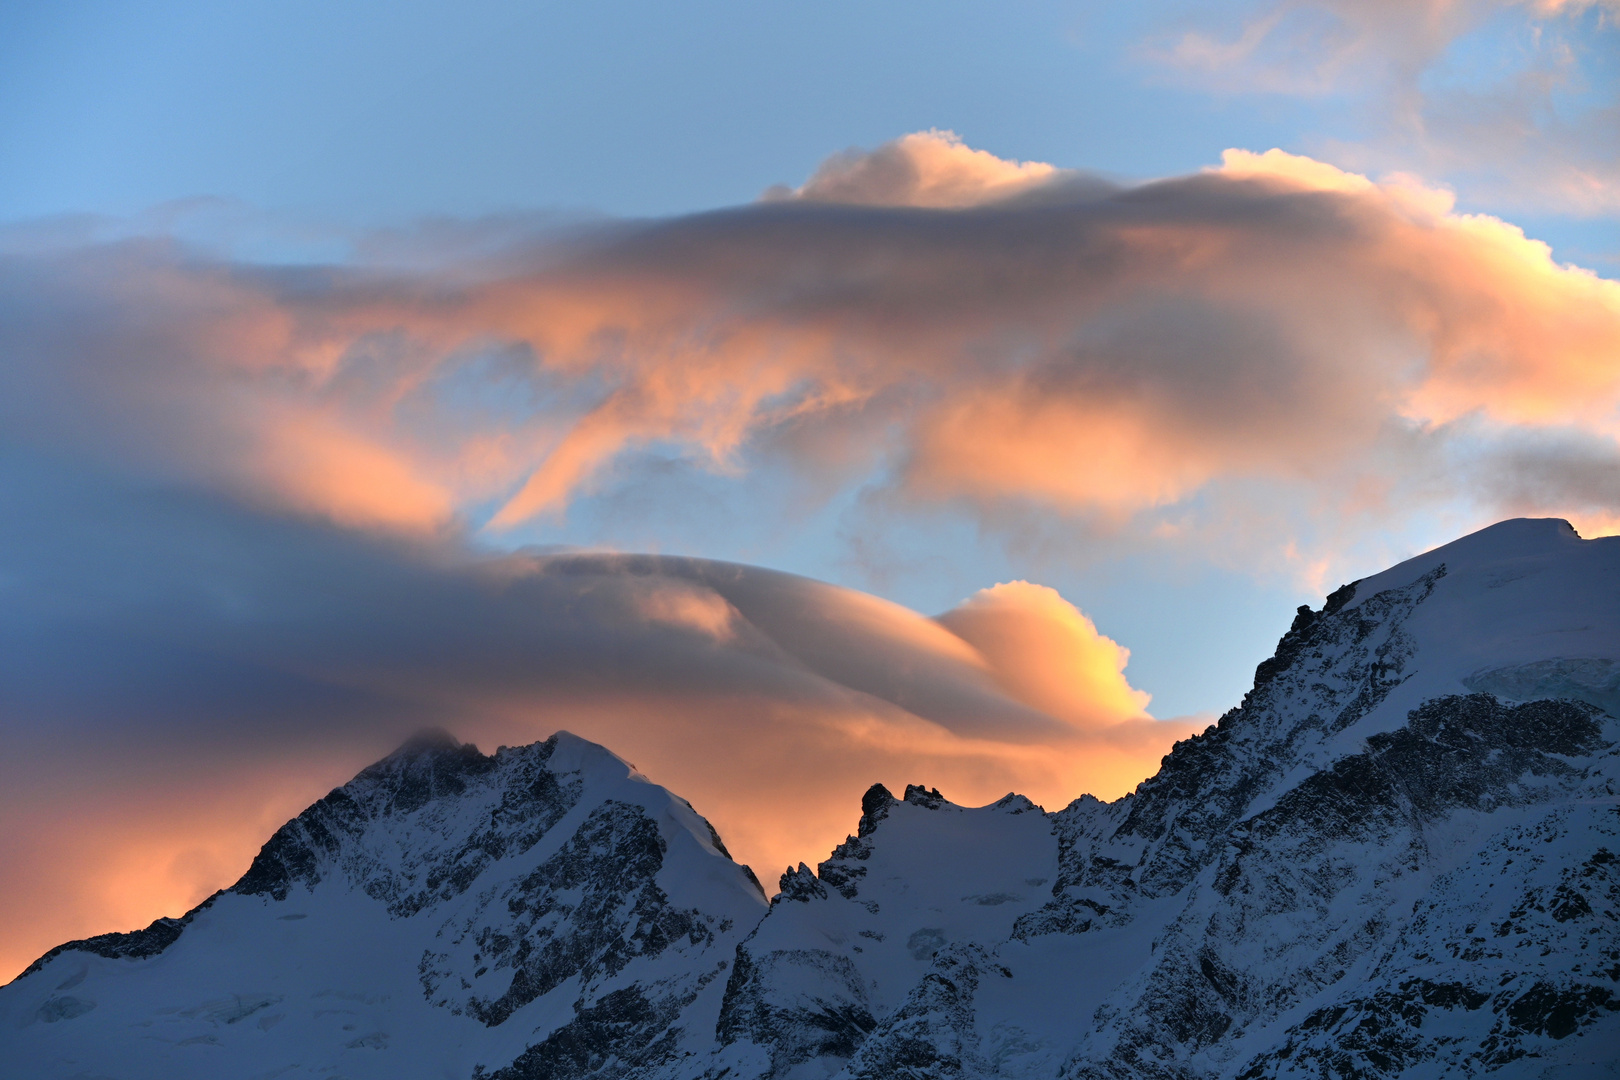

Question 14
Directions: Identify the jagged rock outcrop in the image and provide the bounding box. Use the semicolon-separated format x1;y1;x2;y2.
695;519;1620;1079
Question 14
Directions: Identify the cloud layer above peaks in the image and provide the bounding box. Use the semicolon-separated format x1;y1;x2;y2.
6;131;1617;556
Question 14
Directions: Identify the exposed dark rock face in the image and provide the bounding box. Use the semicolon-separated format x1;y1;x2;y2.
481;985;688;1080
859;783;897;836
904;784;947;810
715;946;878;1071
1064;694;1611;1080
777;863;830;903
1233;800;1620;1078
422;800;717;1026
236;732;580;916
18;903;218;978
1250;694;1600;844
845;945;1004;1080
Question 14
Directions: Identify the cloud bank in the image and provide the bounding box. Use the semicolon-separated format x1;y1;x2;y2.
4;132;1617;556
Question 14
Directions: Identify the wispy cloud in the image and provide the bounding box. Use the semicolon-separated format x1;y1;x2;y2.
1142;0;1620;216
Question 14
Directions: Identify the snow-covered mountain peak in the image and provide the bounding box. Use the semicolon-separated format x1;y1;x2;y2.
542;727;643;780
1351;516;1587;601
708;519;1620;1079
1340;518;1619;716
6;729;768;1079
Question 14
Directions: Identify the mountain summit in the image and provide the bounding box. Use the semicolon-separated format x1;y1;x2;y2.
4;519;1617;1078
7;731;769;1078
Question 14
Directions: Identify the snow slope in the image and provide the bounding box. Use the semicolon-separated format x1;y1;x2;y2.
3;518;1617;1079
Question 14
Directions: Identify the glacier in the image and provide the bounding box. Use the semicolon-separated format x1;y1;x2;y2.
2;517;1617;1079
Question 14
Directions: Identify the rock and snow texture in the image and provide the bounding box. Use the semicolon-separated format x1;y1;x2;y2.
710;783;1060;1080
704;519;1620;1080
1;730;768;1080
3;517;1619;1078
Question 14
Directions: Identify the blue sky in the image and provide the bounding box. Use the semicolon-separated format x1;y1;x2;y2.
5;1;1612;230
3;1;1261;219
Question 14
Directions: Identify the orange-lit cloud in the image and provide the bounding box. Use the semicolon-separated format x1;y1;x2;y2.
937;581;1154;728
1208;148;1620;432
0;474;1198;980
6;135;1616;558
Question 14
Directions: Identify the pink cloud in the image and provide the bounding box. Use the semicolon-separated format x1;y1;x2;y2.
8;137;1615;560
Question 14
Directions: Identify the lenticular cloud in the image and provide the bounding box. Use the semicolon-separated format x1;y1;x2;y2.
4;133;1617;554
0;465;1192;980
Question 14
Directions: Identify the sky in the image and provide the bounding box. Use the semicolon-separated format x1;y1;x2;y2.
1;0;1618;980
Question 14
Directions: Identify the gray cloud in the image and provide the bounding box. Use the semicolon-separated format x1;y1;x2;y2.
1463;427;1620;519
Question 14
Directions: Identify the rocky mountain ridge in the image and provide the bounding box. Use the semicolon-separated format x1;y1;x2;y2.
3;518;1617;1079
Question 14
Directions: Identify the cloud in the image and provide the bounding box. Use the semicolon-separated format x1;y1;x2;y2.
765;129;1066;208
1149;0;1481;95
0;452;1194;981
5;137;1616;567
1451;422;1620;536
1144;0;1620;216
937;581;1154;728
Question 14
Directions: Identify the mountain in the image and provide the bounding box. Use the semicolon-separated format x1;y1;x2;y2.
3;518;1618;1079
2;731;769;1080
